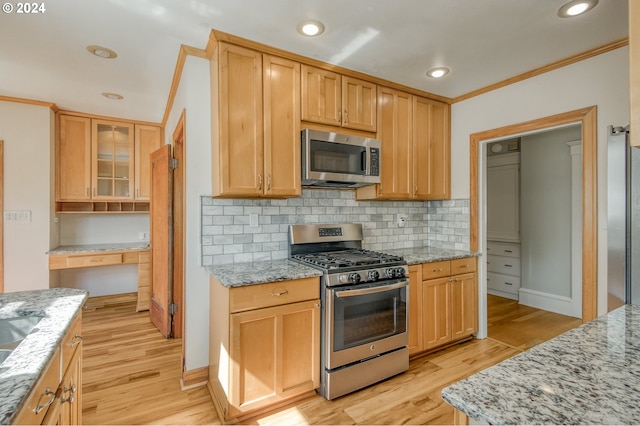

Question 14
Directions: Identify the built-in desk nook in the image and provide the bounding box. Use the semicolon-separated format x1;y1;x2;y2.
47;242;151;311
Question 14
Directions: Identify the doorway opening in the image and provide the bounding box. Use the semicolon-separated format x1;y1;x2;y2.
470;106;598;340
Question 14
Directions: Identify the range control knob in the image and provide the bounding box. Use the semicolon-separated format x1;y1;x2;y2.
395;267;407;278
349;273;362;283
338;274;350;284
367;270;380;281
385;268;396;279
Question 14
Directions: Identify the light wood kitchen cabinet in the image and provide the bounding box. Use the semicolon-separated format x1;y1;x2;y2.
630;0;640;147
134;125;162;200
301;65;377;132
413;96;450;200
356;89;450;200
56;113;159;212
211;42;300;198
57;115;91;201
409;257;477;356
13;314;83;426
209;276;320;423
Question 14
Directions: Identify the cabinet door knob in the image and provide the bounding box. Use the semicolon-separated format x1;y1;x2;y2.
267;174;271;190
69;333;83;347
337;108;341;123
257;174;263;191
343;109;348;124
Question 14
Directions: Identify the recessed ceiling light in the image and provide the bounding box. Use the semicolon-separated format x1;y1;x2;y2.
558;0;598;17
102;92;123;100
87;45;118;59
296;20;325;37
426;67;450;78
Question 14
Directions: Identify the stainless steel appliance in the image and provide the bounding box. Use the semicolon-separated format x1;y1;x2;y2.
289;223;409;400
301;129;381;188
607;125;640;310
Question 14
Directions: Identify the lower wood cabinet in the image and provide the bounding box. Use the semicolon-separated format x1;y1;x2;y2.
209;277;320;423
13;313;83;425
408;257;478;356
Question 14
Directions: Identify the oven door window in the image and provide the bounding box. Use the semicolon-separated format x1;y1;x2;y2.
310;140;366;175
332;283;407;351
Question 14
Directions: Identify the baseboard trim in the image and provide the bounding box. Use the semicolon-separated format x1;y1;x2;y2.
518;288;578;318
181;366;208;390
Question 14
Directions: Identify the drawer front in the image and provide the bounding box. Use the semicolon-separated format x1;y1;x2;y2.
486;255;520;276
12;348;61;425
61;314;82;375
487;272;521;294
486;241;520;258
450;257;477;275
230;277;320;313
422;260;451;280
67;253;123;268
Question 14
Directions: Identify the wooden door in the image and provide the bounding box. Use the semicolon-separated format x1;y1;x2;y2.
422;277;451;350
377;87;413;199
213;42;263;197
0;141;3;293
57;115;91;201
342;76;377;132
150;144;173;338
301;64;341;126
407;265;422;356
134;125;162;200
413;97;450;200
630;0;640;147
451;272;478;340
263;54;301;197
172;113;185;339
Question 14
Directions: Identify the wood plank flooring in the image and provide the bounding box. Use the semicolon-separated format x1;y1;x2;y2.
81;294;580;425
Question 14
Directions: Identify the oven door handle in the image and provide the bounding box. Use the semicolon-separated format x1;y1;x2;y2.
335;280;408;298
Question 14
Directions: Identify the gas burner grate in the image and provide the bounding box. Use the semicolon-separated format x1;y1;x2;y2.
292;249;403;270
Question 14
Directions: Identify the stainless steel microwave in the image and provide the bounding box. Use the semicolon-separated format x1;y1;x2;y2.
301;129;381;188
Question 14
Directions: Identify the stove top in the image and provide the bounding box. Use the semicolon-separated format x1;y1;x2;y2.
292;249;403;270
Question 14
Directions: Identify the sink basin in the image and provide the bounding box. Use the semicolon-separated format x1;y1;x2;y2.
0;316;43;348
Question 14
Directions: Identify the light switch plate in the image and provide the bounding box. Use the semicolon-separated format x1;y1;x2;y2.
4;210;31;222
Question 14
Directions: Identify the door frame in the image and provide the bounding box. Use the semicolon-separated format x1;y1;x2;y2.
0;140;3;293
470;106;597;338
172;110;185;340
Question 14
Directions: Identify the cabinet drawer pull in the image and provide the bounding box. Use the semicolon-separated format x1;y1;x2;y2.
343;109;348;123
90;257;104;263
267;174;271;190
337;108;341;123
504;264;513;268
69;333;83;347
433;268;443;272
270;289;288;297
61;395;75;404
257;174;263;191
34;387;57;414
64;384;77;393
460;264;469;268
505;282;513;286
504;250;513;253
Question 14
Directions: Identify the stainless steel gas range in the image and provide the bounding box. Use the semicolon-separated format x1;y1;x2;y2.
289;223;409;400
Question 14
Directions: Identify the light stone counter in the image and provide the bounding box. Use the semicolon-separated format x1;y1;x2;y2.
47;241;150;254
442;304;640;425
385;246;479;265
205;259;322;287
0;288;88;424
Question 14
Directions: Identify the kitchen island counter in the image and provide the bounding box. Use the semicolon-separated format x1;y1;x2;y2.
442;304;640;425
0;288;88;424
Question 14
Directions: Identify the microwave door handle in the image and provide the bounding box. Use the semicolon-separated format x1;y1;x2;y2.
335;280;408;298
361;150;369;175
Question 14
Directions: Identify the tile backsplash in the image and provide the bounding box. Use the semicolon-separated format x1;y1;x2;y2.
201;189;469;266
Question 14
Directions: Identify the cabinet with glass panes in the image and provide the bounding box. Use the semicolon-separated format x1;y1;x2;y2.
93;120;134;199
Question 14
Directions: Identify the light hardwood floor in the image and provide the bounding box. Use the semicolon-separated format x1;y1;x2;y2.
81;294;580;425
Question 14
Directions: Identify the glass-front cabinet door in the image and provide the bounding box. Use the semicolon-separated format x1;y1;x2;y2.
91;120;134;199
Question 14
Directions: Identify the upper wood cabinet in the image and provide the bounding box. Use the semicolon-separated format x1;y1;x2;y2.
92;119;134;200
58;115;91;201
211;42;300;198
56;113;160;212
413;96;450;200
135;125;162;200
630;0;639;147
301;65;377;132
356;88;450;200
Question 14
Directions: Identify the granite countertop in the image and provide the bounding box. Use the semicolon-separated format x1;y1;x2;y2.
442;304;640;425
0;288;88;424
385;246;479;265
47;241;150;255
205;259;323;287
206;247;478;287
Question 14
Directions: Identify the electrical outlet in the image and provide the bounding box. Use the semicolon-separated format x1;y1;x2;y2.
397;213;408;227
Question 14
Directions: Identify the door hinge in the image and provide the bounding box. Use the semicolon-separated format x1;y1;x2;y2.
169;302;178;315
169;158;178;169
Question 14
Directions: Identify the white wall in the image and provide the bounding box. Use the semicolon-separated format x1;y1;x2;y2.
165;55;212;371
520;126;580;298
0;101;57;292
452;46;630;317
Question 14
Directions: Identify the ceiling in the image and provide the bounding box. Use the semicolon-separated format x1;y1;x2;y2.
0;0;629;123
